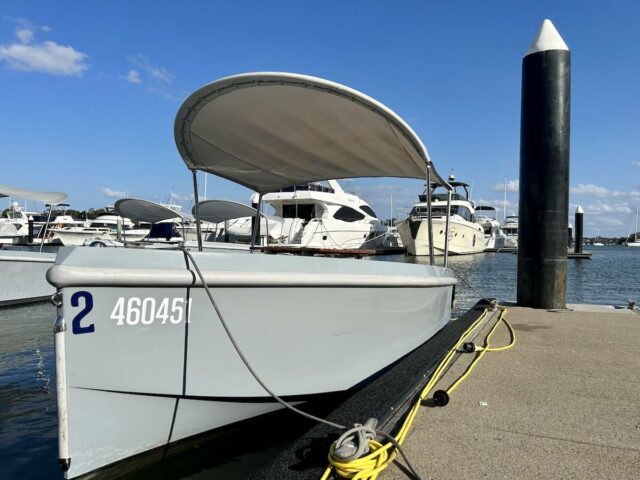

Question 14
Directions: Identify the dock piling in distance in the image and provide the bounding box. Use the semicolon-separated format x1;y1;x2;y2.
28;215;34;244
517;19;571;309
574;205;584;253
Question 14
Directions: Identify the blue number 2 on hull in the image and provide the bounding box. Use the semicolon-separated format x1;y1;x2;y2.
71;291;94;334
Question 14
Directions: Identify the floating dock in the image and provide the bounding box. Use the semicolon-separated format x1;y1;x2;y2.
378;304;640;479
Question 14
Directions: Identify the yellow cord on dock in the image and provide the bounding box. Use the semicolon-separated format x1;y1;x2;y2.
321;305;515;480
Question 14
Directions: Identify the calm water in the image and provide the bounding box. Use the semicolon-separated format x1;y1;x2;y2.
1;246;638;479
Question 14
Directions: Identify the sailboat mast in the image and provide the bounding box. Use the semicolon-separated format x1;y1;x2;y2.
503;177;507;222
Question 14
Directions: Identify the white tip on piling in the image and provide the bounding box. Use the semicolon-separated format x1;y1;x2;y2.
576;205;584;214
525;19;569;56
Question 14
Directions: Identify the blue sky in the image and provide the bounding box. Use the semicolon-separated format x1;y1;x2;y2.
1;1;639;236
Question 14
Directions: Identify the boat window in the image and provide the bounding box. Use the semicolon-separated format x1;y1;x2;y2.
334;206;365;222
279;184;335;194
282;204;315;221
410;205;472;221
147;223;180;241
360;205;377;218
419;193;465;202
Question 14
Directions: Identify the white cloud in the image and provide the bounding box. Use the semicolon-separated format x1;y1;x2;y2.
0;20;88;76
128;54;172;85
16;27;33;44
101;187;126;199
570;183;609;197
147;64;172;84
122;69;142;84
491;179;519;193
583;201;632;214
585;217;624;228
570;183;640;199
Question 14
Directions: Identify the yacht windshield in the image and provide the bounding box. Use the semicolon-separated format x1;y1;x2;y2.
411;205;473;222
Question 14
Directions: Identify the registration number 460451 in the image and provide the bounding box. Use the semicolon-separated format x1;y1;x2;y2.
110;297;193;326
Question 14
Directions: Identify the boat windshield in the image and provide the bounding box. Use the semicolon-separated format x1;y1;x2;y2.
411;205;473;222
278;183;335;194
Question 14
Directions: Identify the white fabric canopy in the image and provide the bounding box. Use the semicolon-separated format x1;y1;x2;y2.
175;72;449;193
0;184;67;205
195;200;256;223
114;199;181;223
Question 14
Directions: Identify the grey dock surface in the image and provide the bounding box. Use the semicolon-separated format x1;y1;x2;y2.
379;304;640;479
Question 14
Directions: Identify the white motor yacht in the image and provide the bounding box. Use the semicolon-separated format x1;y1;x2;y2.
398;176;485;256
50;212;149;245
502;215;519;248
251;179;388;249
475;206;507;250
48;72;457;479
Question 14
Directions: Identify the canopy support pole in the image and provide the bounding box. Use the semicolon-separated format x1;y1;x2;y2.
426;165;435;265
39;204;54;252
443;189;452;268
250;194;263;252
191;170;203;252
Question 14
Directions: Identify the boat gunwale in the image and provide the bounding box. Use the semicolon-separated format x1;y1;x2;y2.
47;265;456;288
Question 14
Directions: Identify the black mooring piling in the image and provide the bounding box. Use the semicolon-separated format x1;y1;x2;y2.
28;215;34;244
517;19;571;309
574;205;583;253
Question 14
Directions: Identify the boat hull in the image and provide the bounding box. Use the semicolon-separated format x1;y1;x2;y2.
398;218;485;256
47;247;455;478
0;250;56;306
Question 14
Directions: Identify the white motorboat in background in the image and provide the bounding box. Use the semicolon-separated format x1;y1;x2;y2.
0;203;40;244
257;179;388;249
475;205;507;249
502;215;519;248
0;184;67;306
49;212;149;245
398;176;484;256
592;228;604;246
49;72;457;478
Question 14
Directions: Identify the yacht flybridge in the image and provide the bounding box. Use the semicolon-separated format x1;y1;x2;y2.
48;72;457;478
398;176;485;256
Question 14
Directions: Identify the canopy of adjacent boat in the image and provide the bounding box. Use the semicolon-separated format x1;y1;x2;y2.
174;72;450;193
195;200;257;224
114;198;182;224
0;184;67;205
